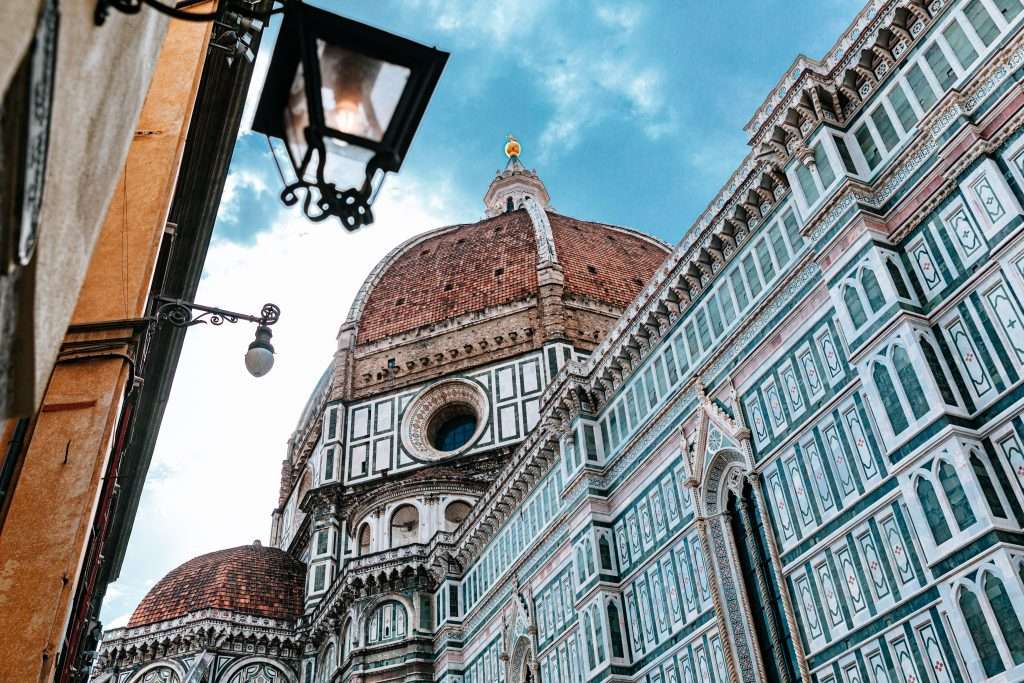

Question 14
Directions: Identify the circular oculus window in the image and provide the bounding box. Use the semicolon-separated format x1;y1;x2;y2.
400;379;489;461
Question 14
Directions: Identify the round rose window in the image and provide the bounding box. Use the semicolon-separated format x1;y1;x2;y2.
400;379;489;461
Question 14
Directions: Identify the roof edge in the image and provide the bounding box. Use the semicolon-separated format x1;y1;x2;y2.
342;221;479;330
546;210;673;253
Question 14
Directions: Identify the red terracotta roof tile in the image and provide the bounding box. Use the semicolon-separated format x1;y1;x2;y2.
548;212;668;307
355;209;668;345
128;544;304;627
357;210;539;345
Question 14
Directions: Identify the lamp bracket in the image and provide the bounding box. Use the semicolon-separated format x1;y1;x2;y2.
153;297;280;328
280;179;374;231
271;134;381;230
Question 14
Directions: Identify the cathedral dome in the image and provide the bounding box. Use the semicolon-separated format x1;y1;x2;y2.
349;208;669;346
127;543;304;627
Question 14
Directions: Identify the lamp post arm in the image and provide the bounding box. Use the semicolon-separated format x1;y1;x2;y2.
153;296;280;328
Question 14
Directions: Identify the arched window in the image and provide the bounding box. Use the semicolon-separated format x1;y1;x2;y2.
861;268;886;313
873;361;908;434
984;573;1024;665
960;587;1005;677
592;604;607;662
140;668;181;683
920;338;958;406
886;258;912;299
844;284;867;328
576;547;587;583
607;602;625;659
444;500;471;531
598;536;613;571
916;476;952;544
582;611;596;669
318;644;335;683
971;452;1008;518
585;539;596;575
227;664;289;683
893;346;929;419
506;196;514;212
390;505;419;547
358;523;372;555
938;461;976;530
366;601;408;645
342;620;353;659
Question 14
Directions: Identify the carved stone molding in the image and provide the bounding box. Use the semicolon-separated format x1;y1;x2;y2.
400;378;490;462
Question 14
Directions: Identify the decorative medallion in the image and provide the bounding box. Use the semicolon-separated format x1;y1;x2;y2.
400;378;490;462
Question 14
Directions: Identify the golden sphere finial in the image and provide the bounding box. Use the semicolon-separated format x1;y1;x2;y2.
505;134;521;159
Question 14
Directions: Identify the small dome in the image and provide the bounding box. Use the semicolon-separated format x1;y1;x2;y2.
127;544;304;627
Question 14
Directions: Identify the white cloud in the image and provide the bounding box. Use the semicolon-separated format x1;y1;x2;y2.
411;0;674;159
595;3;645;33
218;168;272;224
408;0;548;49
532;50;673;158
105;613;131;629
100;169;474;625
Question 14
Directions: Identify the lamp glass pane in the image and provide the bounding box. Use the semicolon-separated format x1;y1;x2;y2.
282;41;410;189
322;139;375;189
284;61;312;173
317;41;410;142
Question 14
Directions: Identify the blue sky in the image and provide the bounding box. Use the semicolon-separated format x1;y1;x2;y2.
100;0;862;628
222;0;865;247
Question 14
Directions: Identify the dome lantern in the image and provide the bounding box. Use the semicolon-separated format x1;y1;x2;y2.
483;134;550;217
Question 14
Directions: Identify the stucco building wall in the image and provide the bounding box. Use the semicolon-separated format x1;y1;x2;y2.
1;0;169;416
0;14;211;681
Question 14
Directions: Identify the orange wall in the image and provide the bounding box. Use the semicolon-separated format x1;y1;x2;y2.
0;14;212;682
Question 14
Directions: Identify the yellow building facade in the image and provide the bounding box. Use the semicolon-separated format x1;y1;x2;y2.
0;3;259;680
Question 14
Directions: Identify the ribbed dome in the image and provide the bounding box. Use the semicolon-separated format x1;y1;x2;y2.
353;208;669;345
127;543;304;627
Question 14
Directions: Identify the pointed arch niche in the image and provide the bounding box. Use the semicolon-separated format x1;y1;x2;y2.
698;448;763;683
502;588;539;683
508;634;537;683
698;445;800;683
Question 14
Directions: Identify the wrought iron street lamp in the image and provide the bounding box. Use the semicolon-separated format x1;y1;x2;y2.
153;297;281;377
95;0;448;231
252;3;448;229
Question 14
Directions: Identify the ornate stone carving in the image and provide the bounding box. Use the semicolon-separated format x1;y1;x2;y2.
400;378;490;462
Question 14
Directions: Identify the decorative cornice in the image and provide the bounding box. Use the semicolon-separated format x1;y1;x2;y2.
351;299;537;358
97;610;301;659
745;0;945;143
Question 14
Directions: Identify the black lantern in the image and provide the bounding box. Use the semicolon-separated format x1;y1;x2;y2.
252;2;448;230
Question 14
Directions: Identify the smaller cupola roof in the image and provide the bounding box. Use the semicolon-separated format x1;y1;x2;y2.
127;544;305;627
483;134;551;217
